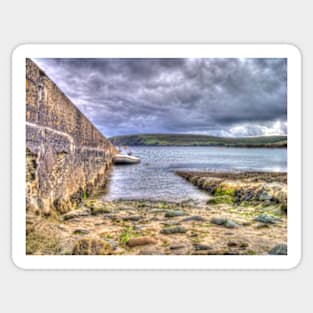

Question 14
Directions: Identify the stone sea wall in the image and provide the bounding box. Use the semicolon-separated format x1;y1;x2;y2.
26;59;116;215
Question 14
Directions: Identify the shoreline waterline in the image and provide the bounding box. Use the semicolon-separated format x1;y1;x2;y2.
102;146;287;202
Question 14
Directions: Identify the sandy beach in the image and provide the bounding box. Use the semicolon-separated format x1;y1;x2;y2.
26;171;287;256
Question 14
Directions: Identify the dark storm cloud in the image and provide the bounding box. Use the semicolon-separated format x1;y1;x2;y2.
34;57;287;137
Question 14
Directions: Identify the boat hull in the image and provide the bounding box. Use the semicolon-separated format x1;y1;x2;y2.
113;154;141;165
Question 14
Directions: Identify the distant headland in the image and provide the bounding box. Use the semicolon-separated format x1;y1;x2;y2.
109;134;287;148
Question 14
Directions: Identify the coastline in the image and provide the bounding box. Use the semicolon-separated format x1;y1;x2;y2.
26;171;287;256
109;134;287;148
109;144;287;148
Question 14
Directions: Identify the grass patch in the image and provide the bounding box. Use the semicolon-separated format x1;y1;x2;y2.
119;227;137;244
214;185;236;197
26;229;62;255
247;250;257;255
207;195;234;205
82;190;88;200
158;202;168;209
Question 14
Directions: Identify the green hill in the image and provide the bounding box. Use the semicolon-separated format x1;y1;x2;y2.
109;134;287;148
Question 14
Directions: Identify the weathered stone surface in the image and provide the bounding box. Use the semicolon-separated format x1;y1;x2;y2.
224;219;240;229
161;220;181;226
26;59;116;214
90;206;112;215
210;217;227;225
194;244;213;251
122;215;142;221
255;214;279;224
259;191;273;201
160;226;187;234
165;210;186;218
182;215;206;222
268;244;287;255
126;237;157;247
177;171;287;209
210;217;240;228
62;209;90;220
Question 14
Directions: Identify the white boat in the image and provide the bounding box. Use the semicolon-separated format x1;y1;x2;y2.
113;154;141;165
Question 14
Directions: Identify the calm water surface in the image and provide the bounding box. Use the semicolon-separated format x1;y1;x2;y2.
102;146;287;202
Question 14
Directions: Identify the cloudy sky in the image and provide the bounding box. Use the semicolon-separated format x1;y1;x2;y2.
34;58;287;138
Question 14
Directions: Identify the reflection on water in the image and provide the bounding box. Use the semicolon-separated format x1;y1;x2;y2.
102;146;287;202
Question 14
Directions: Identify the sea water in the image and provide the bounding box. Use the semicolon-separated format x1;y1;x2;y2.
102;146;287;202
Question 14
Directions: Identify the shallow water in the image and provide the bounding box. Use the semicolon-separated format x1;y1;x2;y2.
102;146;287;202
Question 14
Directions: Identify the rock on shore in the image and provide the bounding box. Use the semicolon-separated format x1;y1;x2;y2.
26;194;287;256
176;171;287;212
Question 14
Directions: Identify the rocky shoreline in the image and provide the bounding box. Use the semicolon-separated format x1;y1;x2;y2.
26;171;287;256
177;171;287;211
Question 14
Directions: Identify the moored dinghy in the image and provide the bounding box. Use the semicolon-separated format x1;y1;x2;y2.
113;154;141;165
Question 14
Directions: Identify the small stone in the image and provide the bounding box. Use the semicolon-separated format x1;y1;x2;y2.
259;191;272;201
239;242;249;248
139;249;163;255
170;244;186;250
63;208;90;220
161;220;181;226
194;244;213;251
273;209;282;216
103;239;118;250
149;217;160;222
255;214;278;224
122;215;142;221
127;237;157;247
244;193;253;201
210;217;227;225
160;226;187;234
210;217;239;228
255;223;270;229
73;229;89;235
133;225;143;231
224;251;240;255
72;238;111;255
193;250;211;255
182;216;206;222
165;210;186;218
224;219;240;229
268;244;287;255
227;241;238;247
151;208;166;213
91;206;112;215
207;250;221;255
102;214;116;220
